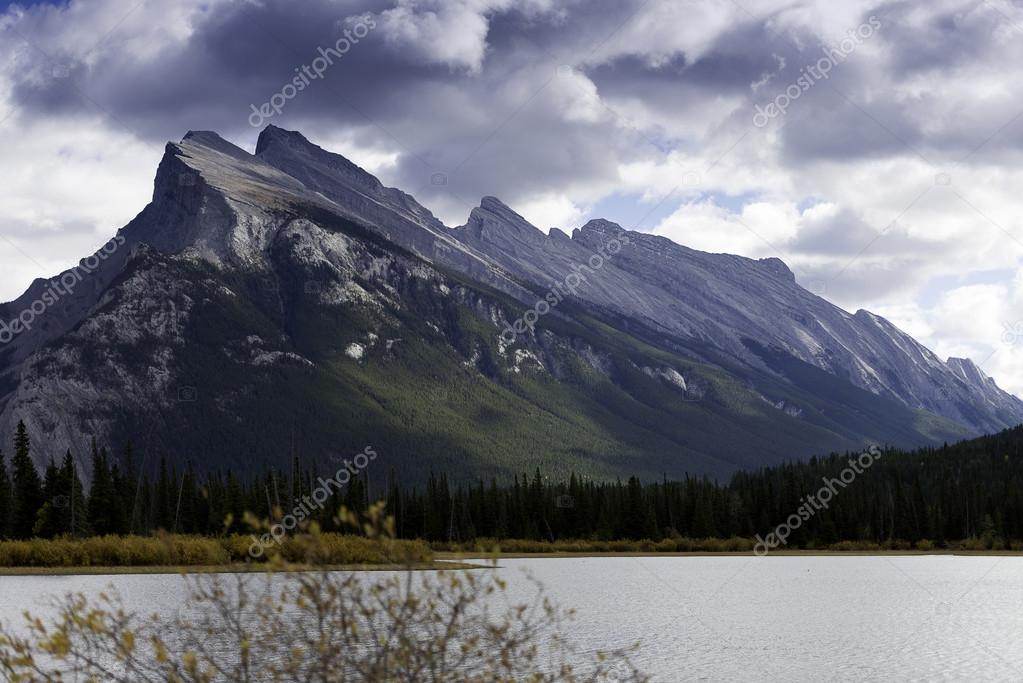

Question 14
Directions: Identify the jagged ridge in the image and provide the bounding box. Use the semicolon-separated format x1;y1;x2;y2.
0;126;1018;482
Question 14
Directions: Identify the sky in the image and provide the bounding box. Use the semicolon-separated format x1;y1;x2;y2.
1;0;1023;395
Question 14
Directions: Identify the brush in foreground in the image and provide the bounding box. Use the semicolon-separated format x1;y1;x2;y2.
0;505;647;682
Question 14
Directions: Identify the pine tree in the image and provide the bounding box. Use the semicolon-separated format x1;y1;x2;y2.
153;458;170;531
108;460;125;535
0;448;11;538
136;476;153;535
176;464;199;534
87;440;115;535
117;442;138;534
223;470;244;534
11;421;43;539
34;459;62;538
58;450;87;536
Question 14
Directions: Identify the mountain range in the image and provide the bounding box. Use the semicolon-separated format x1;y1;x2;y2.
1;125;1020;484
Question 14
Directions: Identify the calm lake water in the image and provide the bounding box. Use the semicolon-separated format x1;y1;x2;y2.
1;556;1021;681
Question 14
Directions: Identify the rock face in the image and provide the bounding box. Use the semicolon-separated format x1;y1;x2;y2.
0;125;1018;483
456;206;1023;436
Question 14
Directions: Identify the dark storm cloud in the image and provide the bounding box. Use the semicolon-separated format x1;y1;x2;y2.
777;88;927;163
5;0;1023;218
8;0;614;137
2;0;666;214
880;0;1003;75
583;15;799;93
0;3;930;169
8;0;401;140
761;0;1023;165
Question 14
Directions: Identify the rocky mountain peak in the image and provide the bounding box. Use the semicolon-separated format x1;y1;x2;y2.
948;357;993;388
757;256;796;282
479;195;515;213
181;130;251;160
163;129;306;202
132;129;313;271
575;218;624;236
255;124;384;195
458;196;546;246
253;124;299;154
253;125;452;242
570;218;631;253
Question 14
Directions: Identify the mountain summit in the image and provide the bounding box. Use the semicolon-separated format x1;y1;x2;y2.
1;126;1019;482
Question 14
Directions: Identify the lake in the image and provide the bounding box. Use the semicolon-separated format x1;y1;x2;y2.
1;555;1021;681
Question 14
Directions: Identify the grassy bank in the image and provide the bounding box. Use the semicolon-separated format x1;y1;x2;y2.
0;562;463;576
0;533;432;569
432;536;1023;555
3;534;1019;571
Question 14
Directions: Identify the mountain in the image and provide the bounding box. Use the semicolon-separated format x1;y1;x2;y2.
1;125;1019;484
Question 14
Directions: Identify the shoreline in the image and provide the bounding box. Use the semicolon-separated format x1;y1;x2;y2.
0;560;475;577
438;549;1023;560
2;550;1019;575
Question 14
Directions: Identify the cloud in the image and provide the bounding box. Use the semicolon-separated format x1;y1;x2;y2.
373;0;563;74
0;115;159;294
875;279;1023;396
514;192;586;231
2;0;1023;393
653;199;801;257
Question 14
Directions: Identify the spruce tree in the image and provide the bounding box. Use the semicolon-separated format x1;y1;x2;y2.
154;457;173;531
11;421;43;539
0;448;11;538
176;464;198;533
136;476;153;535
117;442;138;534
224;470;244;534
58;450;87;536
87;440;115;535
35;459;62;538
108;459;127;535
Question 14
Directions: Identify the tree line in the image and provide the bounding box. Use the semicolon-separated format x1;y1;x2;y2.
3;420;1023;548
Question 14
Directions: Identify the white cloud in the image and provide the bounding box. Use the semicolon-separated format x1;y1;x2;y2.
515;192;585;231
0;115;159;301
652;199;799;258
375;0;560;74
301;130;401;177
377;1;493;74
876;283;1023;396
